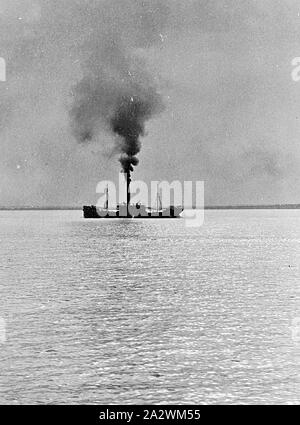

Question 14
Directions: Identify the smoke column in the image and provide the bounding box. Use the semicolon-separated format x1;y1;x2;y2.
70;41;164;175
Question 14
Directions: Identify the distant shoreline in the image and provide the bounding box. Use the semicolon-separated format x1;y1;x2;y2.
0;205;300;211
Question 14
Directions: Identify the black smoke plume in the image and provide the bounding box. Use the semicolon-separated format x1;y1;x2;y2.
70;42;164;174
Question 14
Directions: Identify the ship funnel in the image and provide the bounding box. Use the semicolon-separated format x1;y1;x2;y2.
120;170;131;215
126;170;131;208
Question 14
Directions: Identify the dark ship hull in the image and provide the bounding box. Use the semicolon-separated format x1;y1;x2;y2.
83;205;183;219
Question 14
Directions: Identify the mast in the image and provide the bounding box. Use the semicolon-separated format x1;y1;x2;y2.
156;184;162;211
126;171;131;209
104;184;108;210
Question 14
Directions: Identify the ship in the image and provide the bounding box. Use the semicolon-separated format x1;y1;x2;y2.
83;171;183;219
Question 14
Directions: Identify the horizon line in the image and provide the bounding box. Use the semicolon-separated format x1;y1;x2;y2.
0;204;300;211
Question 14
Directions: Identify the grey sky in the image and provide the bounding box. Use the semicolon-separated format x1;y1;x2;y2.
0;0;299;206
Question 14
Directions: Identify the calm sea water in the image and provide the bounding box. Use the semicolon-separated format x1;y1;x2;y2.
0;210;299;404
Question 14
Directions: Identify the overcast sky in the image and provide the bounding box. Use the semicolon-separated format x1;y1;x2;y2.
0;0;300;206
